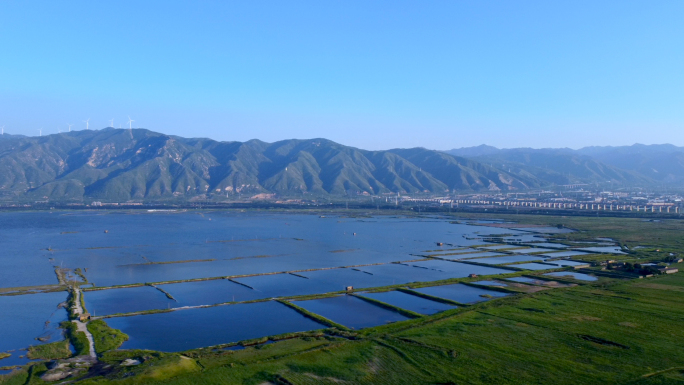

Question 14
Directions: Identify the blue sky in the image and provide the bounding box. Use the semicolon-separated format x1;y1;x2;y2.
1;1;682;150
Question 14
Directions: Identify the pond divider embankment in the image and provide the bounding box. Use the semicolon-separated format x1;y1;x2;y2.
350;294;423;319
147;283;178;301
396;288;466;307
276;299;350;331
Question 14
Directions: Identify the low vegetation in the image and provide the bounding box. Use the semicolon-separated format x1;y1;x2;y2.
351;294;423;319
26;340;71;360
277;300;349;331
61;321;90;356
87;320;129;354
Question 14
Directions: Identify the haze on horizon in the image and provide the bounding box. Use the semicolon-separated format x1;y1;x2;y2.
1;1;682;151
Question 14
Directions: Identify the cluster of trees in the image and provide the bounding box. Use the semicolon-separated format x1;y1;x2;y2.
607;262;662;275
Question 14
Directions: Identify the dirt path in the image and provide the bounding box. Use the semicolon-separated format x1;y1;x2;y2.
71;287;96;358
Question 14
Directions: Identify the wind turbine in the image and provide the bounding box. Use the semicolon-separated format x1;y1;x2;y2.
1;126;4;135
127;116;134;129
109;119;114;127
67;124;73;132
83;118;90;130
38;128;42;137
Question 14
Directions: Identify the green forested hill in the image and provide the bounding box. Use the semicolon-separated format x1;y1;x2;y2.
0;129;540;201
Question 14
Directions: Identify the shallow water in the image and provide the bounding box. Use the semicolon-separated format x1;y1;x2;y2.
355;263;453;284
521;242;569;249
358;291;457;315
299;268;397;291
576;246;625;254
84;286;176;316
479;245;523;250
508;248;558;254
0;212;528;289
438;251;507;260
0;212;538;350
407;260;512;276
511;263;556;270
505;277;546;285
540;250;591;258
543;260;589;267
471;280;509;287
159;279;265;306
544;272;598;281
412;283;510;304
293;295;410;329
460;255;545;265
425;247;482;254
232;273;331;298
0;291;68;367
510;227;574;234
106;300;325;352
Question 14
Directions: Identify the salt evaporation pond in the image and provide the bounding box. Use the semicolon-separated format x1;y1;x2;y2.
479;244;520;250
406;260;512;276
505;277;546;285
0;212;530;289
294;295;410;329
540;250;591;258
543;260;588;267
355;263;453;283
1;211;544;351
106;301;325;352
576;246;625;254
299;268;398;290
0;291;68;367
438;251;507;260
425;247;481;254
471;280;509;287
522;242;569;249
544;272;598;281
159;279;265;307
510;227;575;234
508;248;558;254
359;291;457;315
461;255;545;264
85;286;176;316
511;263;556;270
413;283;510;304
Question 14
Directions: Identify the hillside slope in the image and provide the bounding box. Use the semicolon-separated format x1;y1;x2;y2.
0;129;536;201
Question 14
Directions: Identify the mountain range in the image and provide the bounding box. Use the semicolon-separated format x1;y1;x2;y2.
0;128;539;202
445;143;684;187
0;128;681;202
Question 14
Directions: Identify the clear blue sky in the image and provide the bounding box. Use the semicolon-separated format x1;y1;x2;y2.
1;1;682;150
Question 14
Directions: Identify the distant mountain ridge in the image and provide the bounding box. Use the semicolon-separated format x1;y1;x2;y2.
0;128;539;202
2;129;681;202
445;143;684;185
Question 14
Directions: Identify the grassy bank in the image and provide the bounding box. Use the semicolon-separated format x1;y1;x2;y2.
351;294;423;319
26;341;71;360
31;272;680;385
277;300;350;331
61;321;89;356
87;320;129;354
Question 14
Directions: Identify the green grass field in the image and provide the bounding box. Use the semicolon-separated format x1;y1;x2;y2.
6;273;676;385
26;341;72;360
87;320;129;354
